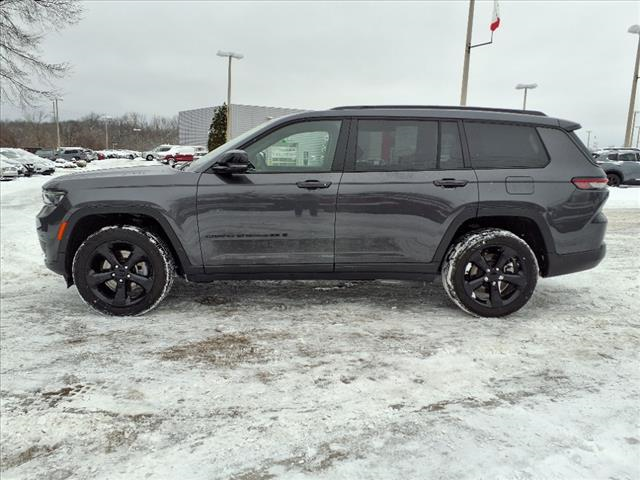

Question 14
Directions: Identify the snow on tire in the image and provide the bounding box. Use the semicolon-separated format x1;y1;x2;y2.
72;225;175;316
442;228;539;318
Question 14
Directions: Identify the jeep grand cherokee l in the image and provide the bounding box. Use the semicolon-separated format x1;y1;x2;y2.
37;106;608;317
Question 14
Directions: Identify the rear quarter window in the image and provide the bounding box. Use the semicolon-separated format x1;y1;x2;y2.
537;127;598;167
465;122;548;169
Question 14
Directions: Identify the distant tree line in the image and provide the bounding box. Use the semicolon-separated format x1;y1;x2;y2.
0;112;178;151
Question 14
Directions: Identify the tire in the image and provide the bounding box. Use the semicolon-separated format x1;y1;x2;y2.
606;173;621;187
168;158;175;167
146;155;154;161
72;226;175;316
442;228;538;317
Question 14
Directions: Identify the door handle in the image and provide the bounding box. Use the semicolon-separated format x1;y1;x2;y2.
433;178;469;188
296;180;332;190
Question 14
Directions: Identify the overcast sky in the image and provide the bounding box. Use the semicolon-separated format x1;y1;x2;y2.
1;0;638;147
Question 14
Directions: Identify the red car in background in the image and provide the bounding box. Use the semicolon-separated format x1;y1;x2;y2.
165;146;207;166
172;147;195;163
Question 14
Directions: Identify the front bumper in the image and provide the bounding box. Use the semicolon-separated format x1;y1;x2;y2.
36;205;67;277
544;243;606;277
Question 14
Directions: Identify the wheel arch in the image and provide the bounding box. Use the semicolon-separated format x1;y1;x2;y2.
603;168;624;182
62;207;193;285
435;211;553;276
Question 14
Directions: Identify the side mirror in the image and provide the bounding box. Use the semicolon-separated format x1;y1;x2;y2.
211;150;253;174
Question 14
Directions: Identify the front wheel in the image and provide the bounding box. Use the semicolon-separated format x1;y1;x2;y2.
73;226;175;316
442;228;538;317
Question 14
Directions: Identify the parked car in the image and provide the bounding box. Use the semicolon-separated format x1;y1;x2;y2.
142;145;176;161
193;146;208;158
84;149;98;162
31;157;56;175
594;149;640;186
37;105;608;318
0;160;19;180
0;148;34;175
54;158;78;168
5;148;57;175
35;149;57;160
166;147;198;165
95;149;139;160
56;147;89;162
22;147;43;154
0;152;27;176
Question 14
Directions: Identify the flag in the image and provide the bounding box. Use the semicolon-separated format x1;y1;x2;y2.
490;0;501;32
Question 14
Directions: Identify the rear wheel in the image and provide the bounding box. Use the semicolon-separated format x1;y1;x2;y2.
606;173;621;187
146;154;154;161
73;226;175;316
442;228;538;317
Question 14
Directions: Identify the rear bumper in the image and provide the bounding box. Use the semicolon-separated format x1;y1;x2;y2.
544;243;606;277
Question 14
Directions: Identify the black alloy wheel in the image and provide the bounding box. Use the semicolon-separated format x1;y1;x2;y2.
86;241;154;308
462;245;529;310
73;226;174;316
442;229;538;317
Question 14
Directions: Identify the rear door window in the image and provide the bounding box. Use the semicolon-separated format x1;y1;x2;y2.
354;120;464;171
465;122;548;169
355;120;437;171
618;153;637;161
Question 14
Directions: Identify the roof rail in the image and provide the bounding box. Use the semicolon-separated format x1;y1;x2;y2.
331;105;547;117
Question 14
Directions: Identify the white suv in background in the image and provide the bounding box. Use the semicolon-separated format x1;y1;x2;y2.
143;145;176;161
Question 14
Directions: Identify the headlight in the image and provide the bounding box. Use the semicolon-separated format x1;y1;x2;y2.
42;190;66;206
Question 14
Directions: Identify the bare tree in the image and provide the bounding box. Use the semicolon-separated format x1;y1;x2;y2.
0;0;82;106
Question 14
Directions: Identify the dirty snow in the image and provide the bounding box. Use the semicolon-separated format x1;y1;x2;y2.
1;160;639;479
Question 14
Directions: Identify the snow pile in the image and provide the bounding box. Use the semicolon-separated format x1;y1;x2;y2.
0;161;638;479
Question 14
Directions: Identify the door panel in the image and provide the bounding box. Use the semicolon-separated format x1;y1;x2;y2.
335;119;478;269
196;119;347;272
197;172;342;271
335;170;478;267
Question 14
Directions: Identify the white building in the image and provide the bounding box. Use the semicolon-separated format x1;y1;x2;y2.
178;104;305;147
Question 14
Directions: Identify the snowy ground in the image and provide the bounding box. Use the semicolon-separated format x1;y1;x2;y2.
1;160;639;479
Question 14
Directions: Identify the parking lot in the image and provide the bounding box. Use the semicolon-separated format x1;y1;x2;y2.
1;160;639;479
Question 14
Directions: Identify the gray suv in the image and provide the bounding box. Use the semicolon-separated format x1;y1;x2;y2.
37;106;608;317
55;147;90;162
593;149;640;186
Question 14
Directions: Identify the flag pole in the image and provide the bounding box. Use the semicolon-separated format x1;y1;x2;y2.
460;0;475;106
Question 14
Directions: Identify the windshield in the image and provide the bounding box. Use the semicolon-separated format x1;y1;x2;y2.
0;150;19;159
185;119;281;172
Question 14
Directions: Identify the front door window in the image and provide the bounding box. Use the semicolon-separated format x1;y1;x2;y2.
244;120;342;172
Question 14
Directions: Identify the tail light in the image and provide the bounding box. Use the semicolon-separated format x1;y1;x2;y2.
571;177;608;190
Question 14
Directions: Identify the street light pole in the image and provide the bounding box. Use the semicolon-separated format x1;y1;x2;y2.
103;116;112;149
624;25;640;147
515;83;538;110
630;110;638;145
217;50;244;141
460;0;475;106
53;98;62;149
